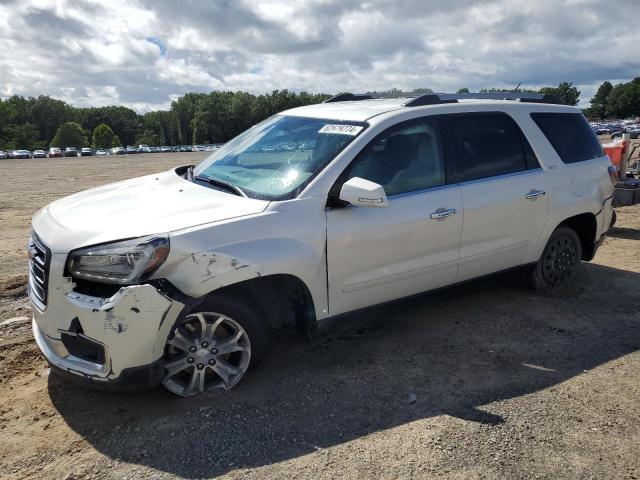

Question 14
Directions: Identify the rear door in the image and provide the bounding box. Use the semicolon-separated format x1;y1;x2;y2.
326;116;463;316
445;112;549;282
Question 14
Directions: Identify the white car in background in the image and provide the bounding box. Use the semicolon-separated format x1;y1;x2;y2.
29;92;615;397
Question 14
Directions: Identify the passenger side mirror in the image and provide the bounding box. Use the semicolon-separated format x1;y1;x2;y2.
339;177;389;207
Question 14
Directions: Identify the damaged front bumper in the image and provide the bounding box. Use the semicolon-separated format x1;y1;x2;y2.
30;253;184;388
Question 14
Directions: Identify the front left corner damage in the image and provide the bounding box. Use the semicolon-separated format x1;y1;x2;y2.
37;284;185;379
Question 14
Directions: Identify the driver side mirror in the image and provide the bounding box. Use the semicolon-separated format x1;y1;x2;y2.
339;177;389;207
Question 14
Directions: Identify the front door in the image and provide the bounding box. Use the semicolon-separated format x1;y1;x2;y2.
326;116;463;316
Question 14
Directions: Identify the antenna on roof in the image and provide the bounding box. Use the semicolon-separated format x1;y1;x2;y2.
513;82;521;93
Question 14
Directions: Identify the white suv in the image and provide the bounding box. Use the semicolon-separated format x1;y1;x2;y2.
29;92;616;396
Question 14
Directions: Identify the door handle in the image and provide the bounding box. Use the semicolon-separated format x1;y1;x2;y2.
526;189;546;200
430;208;456;220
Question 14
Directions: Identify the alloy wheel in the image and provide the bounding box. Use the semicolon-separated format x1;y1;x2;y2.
162;312;251;396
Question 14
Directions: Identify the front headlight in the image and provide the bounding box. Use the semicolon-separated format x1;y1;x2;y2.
67;235;170;284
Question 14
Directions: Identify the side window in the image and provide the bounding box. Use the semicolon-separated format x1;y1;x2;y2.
531;112;604;164
521;132;541;170
340;118;445;196
448;112;528;182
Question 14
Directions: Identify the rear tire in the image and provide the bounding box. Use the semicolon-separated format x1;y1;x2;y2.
532;226;582;290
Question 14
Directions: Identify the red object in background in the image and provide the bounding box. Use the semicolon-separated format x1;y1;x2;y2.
602;138;628;171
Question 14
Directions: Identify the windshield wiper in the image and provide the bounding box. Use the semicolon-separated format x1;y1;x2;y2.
194;175;246;197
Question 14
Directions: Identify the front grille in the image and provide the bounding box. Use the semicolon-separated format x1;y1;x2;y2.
28;233;51;308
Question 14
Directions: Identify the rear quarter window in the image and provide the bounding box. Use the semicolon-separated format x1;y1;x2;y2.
530;112;604;164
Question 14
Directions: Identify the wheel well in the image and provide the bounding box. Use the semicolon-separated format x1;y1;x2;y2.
206;274;317;335
559;213;597;260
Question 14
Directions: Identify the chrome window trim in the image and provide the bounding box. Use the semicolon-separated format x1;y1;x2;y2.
456;167;543;187
387;182;459;200
386;168;544;200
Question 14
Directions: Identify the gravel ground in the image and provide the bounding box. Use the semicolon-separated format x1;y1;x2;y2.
0;152;638;479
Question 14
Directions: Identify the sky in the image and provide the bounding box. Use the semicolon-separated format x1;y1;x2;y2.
0;0;638;112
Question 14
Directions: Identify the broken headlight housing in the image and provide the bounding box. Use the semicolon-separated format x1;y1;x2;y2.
67;235;170;284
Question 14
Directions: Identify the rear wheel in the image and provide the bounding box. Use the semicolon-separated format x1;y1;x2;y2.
162;296;269;397
532;226;582;290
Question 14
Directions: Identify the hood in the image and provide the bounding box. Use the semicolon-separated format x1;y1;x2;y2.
32;168;270;253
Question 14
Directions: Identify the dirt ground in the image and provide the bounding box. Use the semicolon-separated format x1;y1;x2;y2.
0;153;639;479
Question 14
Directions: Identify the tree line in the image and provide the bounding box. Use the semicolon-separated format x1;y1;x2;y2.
584;78;640;120
0;79;637;151
0;90;330;151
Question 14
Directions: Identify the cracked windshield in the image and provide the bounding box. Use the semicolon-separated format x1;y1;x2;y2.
193;115;366;199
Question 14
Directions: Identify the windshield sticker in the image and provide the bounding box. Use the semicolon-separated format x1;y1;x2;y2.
319;124;363;136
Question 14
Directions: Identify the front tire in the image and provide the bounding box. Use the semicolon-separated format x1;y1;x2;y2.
162;295;270;397
532;226;582;290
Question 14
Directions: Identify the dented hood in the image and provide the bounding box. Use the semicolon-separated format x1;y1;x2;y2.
32;168;269;253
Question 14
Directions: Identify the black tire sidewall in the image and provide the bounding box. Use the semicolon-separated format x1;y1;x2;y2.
534;226;583;289
167;294;270;371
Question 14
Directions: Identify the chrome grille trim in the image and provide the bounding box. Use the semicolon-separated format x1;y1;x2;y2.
28;233;51;309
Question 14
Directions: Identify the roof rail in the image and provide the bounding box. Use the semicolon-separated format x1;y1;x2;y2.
324;93;373;103
406;92;562;106
324;92;563;106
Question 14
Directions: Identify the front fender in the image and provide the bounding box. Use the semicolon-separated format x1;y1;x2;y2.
155;197;330;320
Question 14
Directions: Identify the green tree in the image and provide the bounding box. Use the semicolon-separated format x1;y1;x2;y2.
457;88;470;94
30;95;75;145
8;123;40;150
51;122;86;148
606;78;640;118
92;123;115;149
0;89;334;151
412;88;434;93
539;81;580;106
134;133;156;146
589;81;613;120
76;105;141;146
111;134;122;148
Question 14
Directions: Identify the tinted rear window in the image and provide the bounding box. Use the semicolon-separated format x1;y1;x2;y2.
448;112;528;182
531;112;604;164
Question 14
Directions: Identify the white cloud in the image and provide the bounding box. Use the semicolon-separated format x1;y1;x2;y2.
0;0;638;111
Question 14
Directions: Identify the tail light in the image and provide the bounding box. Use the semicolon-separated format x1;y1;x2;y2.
608;164;619;186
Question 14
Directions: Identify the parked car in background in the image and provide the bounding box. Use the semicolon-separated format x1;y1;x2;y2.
80;148;93;157
612;126;640;139
126;146;138;154
111;146;125;155
191;145;205;152
12;150;31;159
28;92;615;397
64;147;78;157
32;150;46;158
593;126;612;135
48;147;63;158
160;146;172;152
0;151;7;159
95;149;109;156
138;145;151;153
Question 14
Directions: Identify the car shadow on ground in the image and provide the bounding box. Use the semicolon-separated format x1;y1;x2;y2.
48;262;640;478
608;225;640;241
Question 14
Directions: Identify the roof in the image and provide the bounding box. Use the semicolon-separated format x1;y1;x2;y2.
282;92;576;123
282;97;576;122
283;98;408;122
